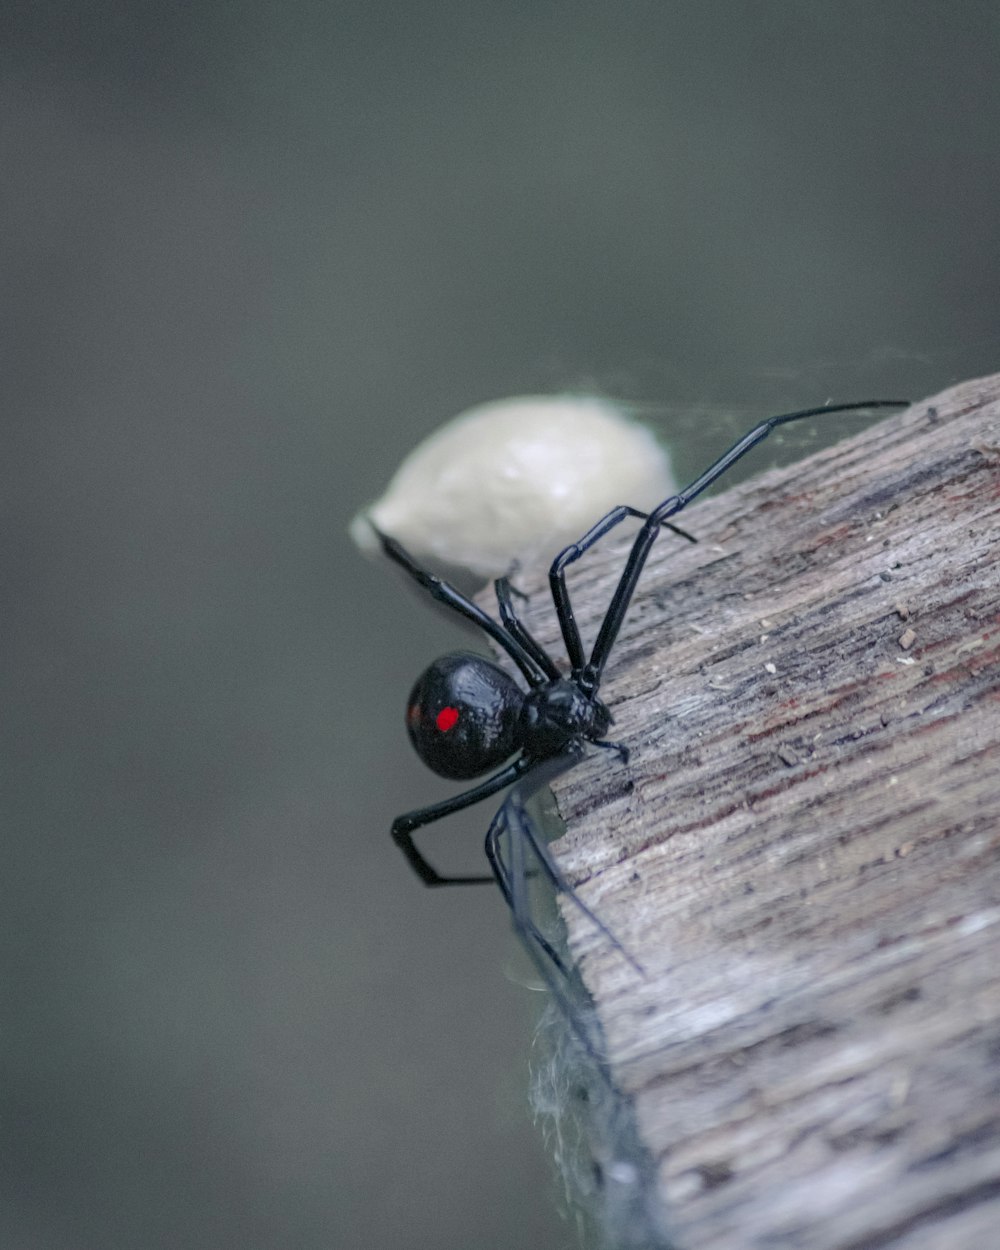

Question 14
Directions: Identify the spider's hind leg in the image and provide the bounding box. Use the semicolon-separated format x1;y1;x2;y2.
487;771;608;1068
486;821;572;979
391;757;531;886
486;753;643;1071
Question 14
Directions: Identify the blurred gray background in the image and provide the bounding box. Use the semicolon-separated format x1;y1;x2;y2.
3;3;998;1247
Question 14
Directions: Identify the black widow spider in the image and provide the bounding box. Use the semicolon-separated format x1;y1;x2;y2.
373;399;909;988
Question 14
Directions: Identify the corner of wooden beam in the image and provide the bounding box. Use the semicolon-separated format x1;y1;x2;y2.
522;375;1000;1250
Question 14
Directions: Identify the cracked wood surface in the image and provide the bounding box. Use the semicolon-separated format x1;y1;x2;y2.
512;375;1000;1250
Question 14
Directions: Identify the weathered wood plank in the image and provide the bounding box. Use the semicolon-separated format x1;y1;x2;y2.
515;376;1000;1250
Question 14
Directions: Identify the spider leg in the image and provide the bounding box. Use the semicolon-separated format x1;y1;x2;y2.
513;785;644;976
487;759;611;1069
548;506;698;674
489;750;643;973
502;557;529;601
580;399;910;689
392;757;532;886
593;738;630;765
495;576;562;681
485;817;571;977
372;526;546;686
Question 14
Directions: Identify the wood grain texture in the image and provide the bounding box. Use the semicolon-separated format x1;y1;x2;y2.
511;375;1000;1250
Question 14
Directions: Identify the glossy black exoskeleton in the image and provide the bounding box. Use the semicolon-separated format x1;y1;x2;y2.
405;652;524;781
407;651;614;783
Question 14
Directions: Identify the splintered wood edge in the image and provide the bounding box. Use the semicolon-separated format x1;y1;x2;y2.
502;375;1000;1250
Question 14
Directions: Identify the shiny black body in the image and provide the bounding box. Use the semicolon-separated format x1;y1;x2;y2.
373;400;909;978
407;650;615;784
519;677;612;759
406;651;523;780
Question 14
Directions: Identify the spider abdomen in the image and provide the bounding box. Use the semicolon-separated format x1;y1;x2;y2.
406;651;524;781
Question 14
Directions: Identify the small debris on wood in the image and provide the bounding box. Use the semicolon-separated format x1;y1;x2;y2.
777;745;800;767
894;601;910;620
763;661;777;674
899;626;917;650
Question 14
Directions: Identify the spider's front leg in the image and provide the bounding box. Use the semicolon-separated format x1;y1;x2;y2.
391;757;531;886
548;505;698;674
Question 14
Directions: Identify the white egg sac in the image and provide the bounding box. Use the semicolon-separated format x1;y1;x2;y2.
350;395;676;585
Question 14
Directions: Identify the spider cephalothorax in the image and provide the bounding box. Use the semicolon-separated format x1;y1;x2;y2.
518;677;613;759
